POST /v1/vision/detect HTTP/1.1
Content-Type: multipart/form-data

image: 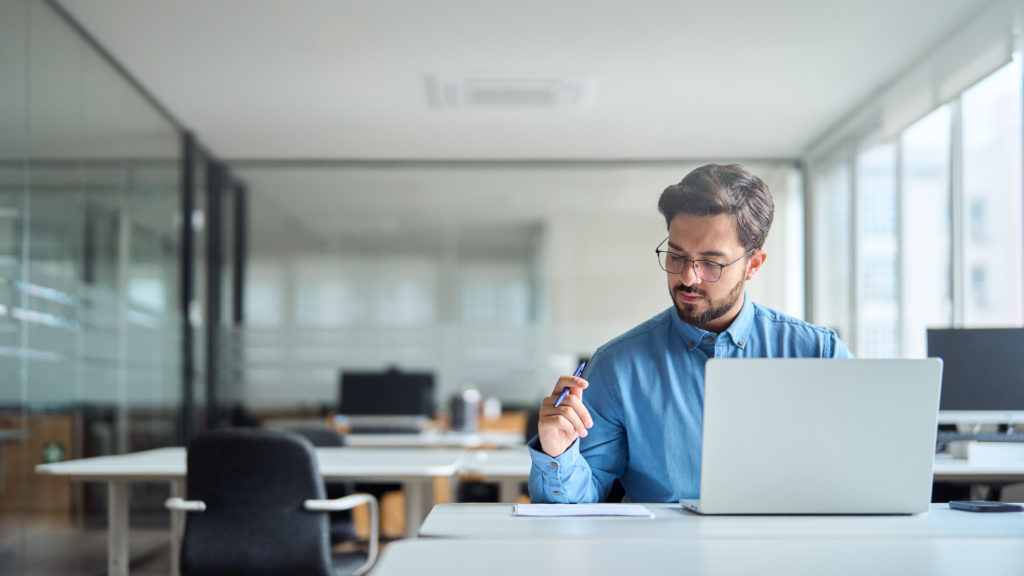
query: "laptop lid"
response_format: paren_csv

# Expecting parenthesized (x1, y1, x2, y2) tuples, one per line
(694, 358, 942, 515)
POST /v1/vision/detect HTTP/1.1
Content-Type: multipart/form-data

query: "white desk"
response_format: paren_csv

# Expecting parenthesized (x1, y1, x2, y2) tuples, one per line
(346, 430, 524, 449)
(373, 537, 1024, 576)
(457, 447, 531, 502)
(419, 502, 1024, 539)
(933, 454, 1024, 483)
(449, 449, 1024, 507)
(36, 447, 465, 576)
(449, 451, 1024, 500)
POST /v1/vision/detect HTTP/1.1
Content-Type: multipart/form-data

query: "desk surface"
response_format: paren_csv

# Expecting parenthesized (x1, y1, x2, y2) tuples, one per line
(38, 446, 1024, 485)
(933, 453, 1024, 482)
(374, 537, 1024, 576)
(419, 502, 1024, 539)
(35, 446, 467, 481)
(456, 449, 1024, 483)
(346, 430, 524, 449)
(458, 447, 531, 477)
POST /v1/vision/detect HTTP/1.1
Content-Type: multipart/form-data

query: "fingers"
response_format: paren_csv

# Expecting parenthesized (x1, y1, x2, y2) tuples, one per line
(549, 374, 588, 396)
(540, 406, 589, 439)
(541, 393, 593, 438)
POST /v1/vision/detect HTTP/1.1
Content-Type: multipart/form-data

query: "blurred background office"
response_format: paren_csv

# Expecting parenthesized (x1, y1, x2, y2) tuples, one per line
(1, 0, 1022, 574)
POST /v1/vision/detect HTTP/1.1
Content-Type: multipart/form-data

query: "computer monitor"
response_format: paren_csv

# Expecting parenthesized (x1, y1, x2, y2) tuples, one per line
(339, 369, 435, 418)
(927, 327, 1024, 425)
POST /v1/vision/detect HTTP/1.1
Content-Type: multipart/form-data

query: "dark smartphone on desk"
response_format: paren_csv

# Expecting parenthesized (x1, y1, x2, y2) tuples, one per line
(949, 500, 1024, 513)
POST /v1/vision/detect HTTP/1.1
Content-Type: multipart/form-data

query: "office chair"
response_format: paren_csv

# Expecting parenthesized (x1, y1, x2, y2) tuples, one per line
(521, 408, 540, 499)
(288, 427, 359, 544)
(166, 428, 379, 576)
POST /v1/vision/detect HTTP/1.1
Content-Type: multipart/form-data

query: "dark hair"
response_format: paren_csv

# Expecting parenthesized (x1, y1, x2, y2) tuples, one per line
(657, 163, 774, 250)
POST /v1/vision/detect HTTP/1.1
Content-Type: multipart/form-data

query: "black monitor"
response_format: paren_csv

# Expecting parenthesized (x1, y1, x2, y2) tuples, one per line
(927, 327, 1024, 424)
(339, 369, 435, 417)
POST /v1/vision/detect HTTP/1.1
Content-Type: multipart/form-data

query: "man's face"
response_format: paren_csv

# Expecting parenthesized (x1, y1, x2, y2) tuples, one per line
(665, 213, 764, 332)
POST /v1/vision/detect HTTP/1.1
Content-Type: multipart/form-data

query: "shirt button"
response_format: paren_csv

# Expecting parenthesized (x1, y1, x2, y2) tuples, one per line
(706, 337, 713, 344)
(738, 340, 745, 346)
(688, 342, 695, 349)
(553, 491, 560, 495)
(550, 462, 558, 468)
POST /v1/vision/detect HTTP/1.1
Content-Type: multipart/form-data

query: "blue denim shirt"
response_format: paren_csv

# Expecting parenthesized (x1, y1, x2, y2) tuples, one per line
(528, 295, 853, 503)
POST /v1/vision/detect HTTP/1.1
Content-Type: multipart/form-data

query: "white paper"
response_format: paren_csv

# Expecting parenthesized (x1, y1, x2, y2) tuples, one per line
(513, 503, 654, 518)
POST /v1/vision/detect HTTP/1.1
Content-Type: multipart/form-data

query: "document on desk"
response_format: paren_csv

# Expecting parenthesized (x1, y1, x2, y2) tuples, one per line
(513, 503, 654, 518)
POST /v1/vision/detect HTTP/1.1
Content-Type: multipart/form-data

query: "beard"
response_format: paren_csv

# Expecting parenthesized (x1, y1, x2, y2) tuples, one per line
(671, 275, 746, 330)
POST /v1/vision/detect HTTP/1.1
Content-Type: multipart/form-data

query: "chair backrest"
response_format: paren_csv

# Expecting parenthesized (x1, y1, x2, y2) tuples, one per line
(288, 426, 357, 542)
(524, 408, 540, 443)
(289, 426, 346, 448)
(181, 428, 333, 576)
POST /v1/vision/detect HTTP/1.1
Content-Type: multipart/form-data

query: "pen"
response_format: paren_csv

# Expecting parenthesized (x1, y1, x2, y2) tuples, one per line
(554, 360, 588, 408)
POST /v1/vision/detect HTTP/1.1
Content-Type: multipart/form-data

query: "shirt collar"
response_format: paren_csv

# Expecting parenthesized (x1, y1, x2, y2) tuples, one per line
(671, 292, 753, 351)
(725, 294, 754, 347)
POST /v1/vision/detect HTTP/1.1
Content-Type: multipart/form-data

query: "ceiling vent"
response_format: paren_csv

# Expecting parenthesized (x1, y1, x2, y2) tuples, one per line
(427, 74, 595, 109)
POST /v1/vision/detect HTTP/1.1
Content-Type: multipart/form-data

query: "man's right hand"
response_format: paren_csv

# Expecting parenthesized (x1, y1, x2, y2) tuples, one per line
(537, 374, 594, 458)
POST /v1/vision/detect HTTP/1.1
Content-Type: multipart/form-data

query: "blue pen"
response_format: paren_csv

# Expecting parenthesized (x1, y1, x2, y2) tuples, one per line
(554, 360, 588, 407)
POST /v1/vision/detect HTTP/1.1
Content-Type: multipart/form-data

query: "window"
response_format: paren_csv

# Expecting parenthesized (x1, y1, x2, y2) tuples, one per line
(968, 199, 987, 241)
(811, 160, 852, 344)
(810, 58, 1024, 358)
(856, 140, 898, 357)
(960, 58, 1023, 326)
(970, 265, 988, 307)
(899, 105, 952, 357)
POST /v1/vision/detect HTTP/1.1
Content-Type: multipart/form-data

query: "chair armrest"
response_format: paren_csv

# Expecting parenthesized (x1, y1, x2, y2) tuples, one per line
(303, 493, 374, 512)
(304, 493, 379, 576)
(165, 497, 206, 512)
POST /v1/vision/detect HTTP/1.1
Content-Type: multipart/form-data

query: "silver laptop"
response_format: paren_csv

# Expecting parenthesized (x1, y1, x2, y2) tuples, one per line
(680, 358, 942, 515)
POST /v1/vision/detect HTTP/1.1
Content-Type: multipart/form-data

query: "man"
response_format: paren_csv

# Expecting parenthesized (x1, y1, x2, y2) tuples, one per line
(528, 163, 852, 503)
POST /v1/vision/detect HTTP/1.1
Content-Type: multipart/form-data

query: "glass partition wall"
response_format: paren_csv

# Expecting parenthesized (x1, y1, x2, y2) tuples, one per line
(0, 2, 243, 573)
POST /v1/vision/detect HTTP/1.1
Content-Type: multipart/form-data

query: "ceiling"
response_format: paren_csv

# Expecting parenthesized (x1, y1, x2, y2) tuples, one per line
(58, 0, 993, 161)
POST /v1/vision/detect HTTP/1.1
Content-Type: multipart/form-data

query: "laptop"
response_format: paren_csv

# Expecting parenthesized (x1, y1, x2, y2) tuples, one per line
(679, 358, 942, 515)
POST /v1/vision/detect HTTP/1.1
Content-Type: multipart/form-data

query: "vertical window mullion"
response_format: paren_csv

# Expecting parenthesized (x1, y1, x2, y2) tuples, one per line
(950, 98, 964, 328)
(848, 148, 859, 355)
(893, 145, 903, 357)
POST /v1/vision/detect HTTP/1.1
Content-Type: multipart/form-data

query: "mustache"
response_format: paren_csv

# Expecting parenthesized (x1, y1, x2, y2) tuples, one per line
(674, 286, 705, 297)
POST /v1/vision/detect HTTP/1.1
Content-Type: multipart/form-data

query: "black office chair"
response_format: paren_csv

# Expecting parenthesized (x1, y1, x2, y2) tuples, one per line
(288, 427, 359, 544)
(166, 428, 379, 576)
(520, 408, 541, 499)
(286, 426, 403, 538)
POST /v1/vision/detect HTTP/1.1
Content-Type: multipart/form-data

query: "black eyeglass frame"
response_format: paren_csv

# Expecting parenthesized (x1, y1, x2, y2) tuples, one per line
(654, 237, 756, 282)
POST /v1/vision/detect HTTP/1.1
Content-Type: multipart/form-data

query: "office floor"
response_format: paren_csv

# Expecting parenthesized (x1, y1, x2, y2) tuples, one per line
(0, 481, 444, 575)
(0, 519, 395, 576)
(0, 519, 170, 576)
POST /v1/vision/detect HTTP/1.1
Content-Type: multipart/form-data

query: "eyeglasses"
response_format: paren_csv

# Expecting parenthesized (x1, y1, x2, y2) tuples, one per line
(655, 238, 754, 282)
